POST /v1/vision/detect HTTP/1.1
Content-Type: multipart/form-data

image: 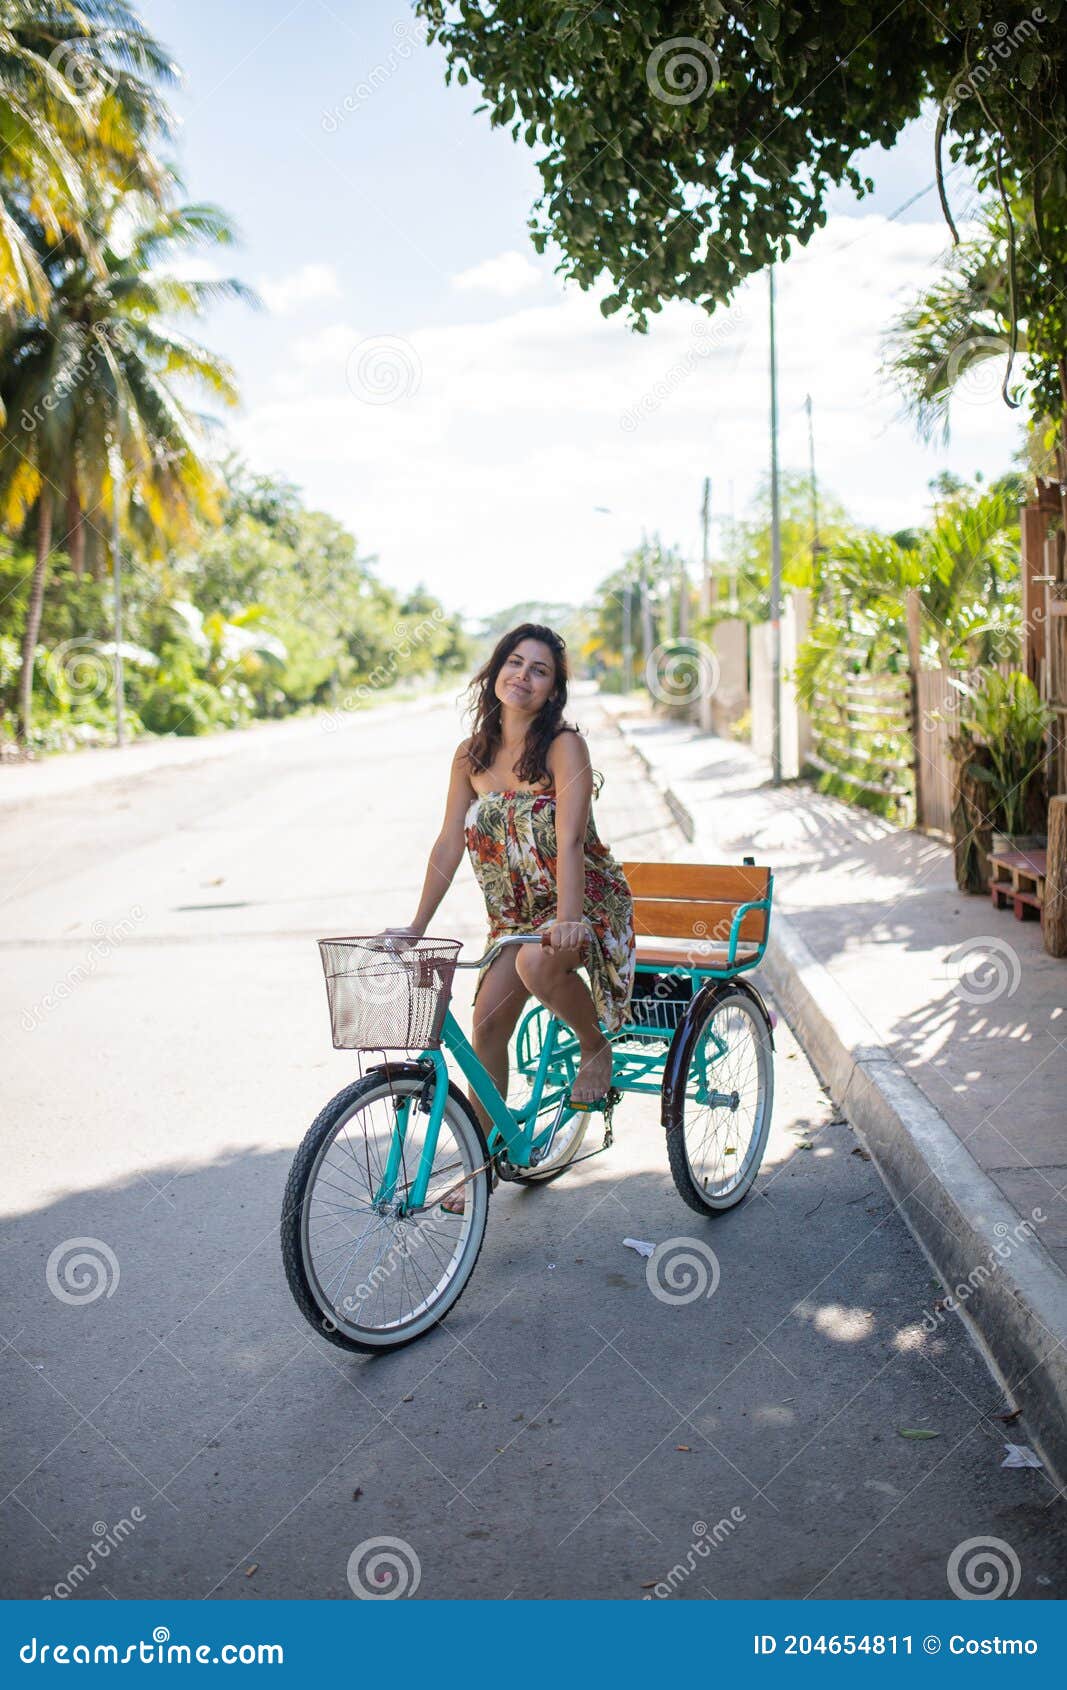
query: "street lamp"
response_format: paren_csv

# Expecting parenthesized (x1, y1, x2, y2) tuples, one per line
(594, 505, 636, 694)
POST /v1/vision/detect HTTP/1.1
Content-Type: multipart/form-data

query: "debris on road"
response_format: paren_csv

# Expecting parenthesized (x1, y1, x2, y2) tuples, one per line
(1001, 1443, 1042, 1468)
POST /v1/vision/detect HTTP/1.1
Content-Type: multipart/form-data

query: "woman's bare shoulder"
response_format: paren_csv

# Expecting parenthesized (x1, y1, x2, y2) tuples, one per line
(547, 723, 590, 775)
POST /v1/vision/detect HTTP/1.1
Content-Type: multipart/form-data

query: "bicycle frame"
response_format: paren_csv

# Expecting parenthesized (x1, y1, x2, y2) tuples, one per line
(368, 881, 775, 1217)
(370, 937, 582, 1215)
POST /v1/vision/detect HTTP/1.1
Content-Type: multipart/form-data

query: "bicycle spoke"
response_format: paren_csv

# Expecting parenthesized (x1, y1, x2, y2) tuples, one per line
(300, 1080, 481, 1336)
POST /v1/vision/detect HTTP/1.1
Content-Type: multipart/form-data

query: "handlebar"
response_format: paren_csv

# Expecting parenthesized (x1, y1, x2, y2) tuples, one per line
(453, 933, 552, 971)
(369, 928, 592, 971)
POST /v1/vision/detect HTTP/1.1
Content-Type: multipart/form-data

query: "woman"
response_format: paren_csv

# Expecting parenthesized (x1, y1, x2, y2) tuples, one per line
(382, 623, 636, 1210)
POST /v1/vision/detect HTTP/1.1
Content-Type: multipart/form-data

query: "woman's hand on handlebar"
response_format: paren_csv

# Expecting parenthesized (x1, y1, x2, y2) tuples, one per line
(542, 919, 588, 952)
(375, 924, 425, 946)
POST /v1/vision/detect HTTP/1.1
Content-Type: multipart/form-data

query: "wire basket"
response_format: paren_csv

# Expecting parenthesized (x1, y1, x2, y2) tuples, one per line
(318, 936, 462, 1050)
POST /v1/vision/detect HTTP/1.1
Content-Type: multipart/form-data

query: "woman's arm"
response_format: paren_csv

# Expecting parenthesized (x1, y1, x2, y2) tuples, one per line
(405, 741, 477, 935)
(546, 730, 593, 944)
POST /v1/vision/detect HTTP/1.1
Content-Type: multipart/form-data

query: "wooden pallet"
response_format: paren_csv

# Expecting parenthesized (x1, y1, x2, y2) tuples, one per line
(989, 848, 1047, 923)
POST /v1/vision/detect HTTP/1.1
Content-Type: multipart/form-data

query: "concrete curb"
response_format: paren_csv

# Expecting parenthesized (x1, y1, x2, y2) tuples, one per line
(606, 706, 1067, 1487)
(763, 913, 1067, 1488)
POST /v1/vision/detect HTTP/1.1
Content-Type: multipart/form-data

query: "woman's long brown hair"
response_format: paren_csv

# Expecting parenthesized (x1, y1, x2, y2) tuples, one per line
(461, 623, 604, 796)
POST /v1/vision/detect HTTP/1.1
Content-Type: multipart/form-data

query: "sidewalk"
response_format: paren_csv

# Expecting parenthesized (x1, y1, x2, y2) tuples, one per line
(598, 694, 1067, 1483)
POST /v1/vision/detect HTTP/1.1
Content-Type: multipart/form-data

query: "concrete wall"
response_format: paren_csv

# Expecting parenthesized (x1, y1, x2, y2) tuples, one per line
(751, 591, 811, 778)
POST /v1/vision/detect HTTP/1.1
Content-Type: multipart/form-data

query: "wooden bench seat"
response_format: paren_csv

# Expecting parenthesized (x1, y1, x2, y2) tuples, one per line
(634, 940, 761, 970)
(622, 860, 772, 973)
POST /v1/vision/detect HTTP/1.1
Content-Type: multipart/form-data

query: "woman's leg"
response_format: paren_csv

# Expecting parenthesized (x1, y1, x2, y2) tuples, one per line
(439, 947, 530, 1215)
(468, 944, 530, 1137)
(514, 943, 612, 1102)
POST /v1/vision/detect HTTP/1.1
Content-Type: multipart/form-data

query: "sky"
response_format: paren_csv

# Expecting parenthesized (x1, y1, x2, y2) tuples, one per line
(138, 0, 1022, 621)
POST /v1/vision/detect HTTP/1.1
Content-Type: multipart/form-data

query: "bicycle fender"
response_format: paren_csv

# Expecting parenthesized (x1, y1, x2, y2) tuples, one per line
(660, 975, 776, 1134)
(361, 1057, 492, 1161)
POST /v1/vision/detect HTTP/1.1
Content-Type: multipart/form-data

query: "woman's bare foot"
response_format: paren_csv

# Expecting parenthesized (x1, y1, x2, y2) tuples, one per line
(437, 1180, 466, 1217)
(570, 1037, 613, 1103)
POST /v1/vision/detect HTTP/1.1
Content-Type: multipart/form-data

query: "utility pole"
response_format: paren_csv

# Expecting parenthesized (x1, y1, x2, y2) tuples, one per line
(110, 435, 126, 749)
(639, 541, 655, 664)
(622, 572, 634, 694)
(805, 392, 820, 566)
(699, 477, 713, 732)
(769, 263, 782, 787)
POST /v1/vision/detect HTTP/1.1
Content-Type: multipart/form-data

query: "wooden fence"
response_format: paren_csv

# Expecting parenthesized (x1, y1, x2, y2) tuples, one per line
(806, 664, 914, 819)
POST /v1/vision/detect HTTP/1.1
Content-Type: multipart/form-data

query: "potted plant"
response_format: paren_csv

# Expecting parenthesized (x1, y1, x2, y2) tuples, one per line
(957, 670, 1051, 858)
(946, 727, 996, 893)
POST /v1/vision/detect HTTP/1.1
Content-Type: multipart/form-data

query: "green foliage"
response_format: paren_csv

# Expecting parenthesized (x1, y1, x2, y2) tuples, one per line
(792, 479, 1025, 825)
(418, 1, 1067, 424)
(0, 462, 472, 749)
(589, 534, 685, 678)
(955, 668, 1051, 835)
(138, 646, 234, 736)
(795, 485, 1022, 717)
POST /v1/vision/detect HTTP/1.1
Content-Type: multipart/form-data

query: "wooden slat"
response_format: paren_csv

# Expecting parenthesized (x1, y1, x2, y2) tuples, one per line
(636, 940, 758, 969)
(622, 861, 769, 902)
(631, 897, 768, 944)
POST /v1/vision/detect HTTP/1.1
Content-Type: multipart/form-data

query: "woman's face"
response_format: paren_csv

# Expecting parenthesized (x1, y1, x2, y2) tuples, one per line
(494, 639, 558, 716)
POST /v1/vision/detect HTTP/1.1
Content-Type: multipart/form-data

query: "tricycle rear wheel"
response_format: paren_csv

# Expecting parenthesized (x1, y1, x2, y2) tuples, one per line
(663, 985, 774, 1214)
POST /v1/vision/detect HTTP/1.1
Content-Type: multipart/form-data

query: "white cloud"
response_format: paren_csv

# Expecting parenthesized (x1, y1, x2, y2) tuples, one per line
(450, 250, 543, 297)
(235, 214, 1025, 614)
(259, 263, 343, 315)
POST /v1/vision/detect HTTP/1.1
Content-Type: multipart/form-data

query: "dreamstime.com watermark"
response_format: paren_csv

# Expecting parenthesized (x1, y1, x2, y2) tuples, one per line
(346, 1535, 422, 1598)
(47, 41, 118, 98)
(345, 333, 422, 404)
(321, 17, 428, 131)
(42, 1511, 146, 1599)
(946, 1535, 1022, 1600)
(646, 1237, 721, 1305)
(322, 607, 448, 730)
(643, 1509, 747, 1597)
(620, 308, 747, 432)
(46, 1237, 121, 1305)
(20, 321, 137, 434)
(942, 935, 1022, 1005)
(19, 1628, 284, 1665)
(645, 637, 721, 705)
(919, 1210, 1046, 1336)
(947, 10, 1047, 111)
(320, 1204, 467, 1335)
(645, 37, 721, 106)
(21, 908, 146, 1031)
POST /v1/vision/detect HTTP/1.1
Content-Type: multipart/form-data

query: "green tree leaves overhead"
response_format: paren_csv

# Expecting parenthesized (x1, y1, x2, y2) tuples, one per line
(417, 2, 1067, 418)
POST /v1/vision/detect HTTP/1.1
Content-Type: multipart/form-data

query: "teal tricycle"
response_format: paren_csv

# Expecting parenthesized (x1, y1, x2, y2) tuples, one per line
(281, 859, 775, 1352)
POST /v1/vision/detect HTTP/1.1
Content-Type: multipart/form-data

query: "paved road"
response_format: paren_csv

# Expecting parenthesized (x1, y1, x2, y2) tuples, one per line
(3, 691, 1065, 1600)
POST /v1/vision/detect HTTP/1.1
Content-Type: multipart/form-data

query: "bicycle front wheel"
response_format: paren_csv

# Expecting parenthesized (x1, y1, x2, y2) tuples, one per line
(281, 1070, 490, 1351)
(663, 986, 774, 1214)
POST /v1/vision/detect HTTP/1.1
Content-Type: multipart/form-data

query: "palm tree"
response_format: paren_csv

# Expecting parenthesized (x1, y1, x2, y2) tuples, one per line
(881, 205, 1036, 447)
(0, 181, 257, 739)
(0, 1, 176, 314)
(796, 487, 1022, 704)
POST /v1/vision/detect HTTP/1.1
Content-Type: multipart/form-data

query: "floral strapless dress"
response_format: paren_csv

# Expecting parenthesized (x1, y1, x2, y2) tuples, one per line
(464, 788, 636, 1035)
